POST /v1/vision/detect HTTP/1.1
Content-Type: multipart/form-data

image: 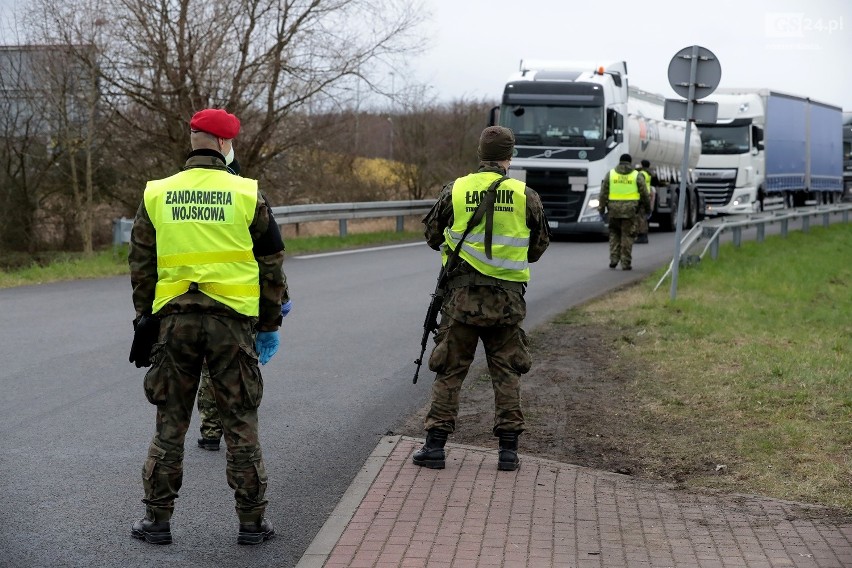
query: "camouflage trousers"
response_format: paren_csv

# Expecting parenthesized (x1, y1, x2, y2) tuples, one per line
(141, 312, 267, 524)
(636, 207, 649, 235)
(197, 363, 223, 440)
(608, 216, 637, 268)
(425, 316, 532, 436)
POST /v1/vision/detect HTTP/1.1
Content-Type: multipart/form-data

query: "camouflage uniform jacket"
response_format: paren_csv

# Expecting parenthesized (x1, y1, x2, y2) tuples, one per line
(422, 165, 550, 327)
(129, 150, 289, 332)
(598, 161, 650, 219)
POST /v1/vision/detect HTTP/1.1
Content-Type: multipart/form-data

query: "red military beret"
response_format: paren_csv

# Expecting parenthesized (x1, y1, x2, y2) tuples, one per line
(189, 108, 240, 139)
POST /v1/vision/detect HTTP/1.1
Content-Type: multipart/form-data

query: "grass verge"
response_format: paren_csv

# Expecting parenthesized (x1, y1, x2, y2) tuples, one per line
(579, 222, 851, 510)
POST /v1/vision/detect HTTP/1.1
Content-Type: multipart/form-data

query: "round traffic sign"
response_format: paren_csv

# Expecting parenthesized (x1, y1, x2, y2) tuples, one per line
(667, 45, 721, 100)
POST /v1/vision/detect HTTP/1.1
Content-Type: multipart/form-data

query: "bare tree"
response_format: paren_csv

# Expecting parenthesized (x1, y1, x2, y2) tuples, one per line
(14, 0, 112, 253)
(6, 0, 463, 255)
(391, 88, 494, 199)
(63, 0, 424, 187)
(0, 46, 67, 252)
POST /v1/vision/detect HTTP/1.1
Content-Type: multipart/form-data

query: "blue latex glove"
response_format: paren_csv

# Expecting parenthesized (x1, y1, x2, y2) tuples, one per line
(255, 331, 279, 365)
(280, 299, 293, 318)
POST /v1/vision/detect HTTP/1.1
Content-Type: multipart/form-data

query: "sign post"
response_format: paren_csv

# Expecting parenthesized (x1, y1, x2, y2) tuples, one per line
(665, 45, 721, 300)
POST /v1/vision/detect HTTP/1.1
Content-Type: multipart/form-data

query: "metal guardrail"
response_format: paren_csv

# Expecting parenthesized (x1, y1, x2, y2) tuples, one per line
(654, 202, 852, 291)
(112, 199, 435, 246)
(270, 199, 433, 237)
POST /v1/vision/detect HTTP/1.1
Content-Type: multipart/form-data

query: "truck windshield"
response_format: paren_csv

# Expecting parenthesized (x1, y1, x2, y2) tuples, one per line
(698, 125, 750, 155)
(500, 105, 604, 147)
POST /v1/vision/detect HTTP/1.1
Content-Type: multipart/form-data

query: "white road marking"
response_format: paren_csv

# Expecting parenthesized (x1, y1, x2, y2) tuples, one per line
(293, 241, 427, 259)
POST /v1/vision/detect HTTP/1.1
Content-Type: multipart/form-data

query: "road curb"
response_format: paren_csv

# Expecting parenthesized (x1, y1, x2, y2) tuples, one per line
(294, 434, 403, 567)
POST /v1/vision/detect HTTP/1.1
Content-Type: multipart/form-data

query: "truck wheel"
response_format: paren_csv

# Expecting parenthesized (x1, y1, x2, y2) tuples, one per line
(686, 191, 697, 228)
(660, 194, 677, 231)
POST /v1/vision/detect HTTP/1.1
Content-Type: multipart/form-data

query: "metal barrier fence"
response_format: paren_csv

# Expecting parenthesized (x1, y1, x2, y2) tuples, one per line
(112, 199, 435, 246)
(654, 202, 852, 291)
(270, 200, 433, 237)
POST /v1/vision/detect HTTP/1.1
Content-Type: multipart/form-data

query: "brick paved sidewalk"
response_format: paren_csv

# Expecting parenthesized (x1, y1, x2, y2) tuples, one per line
(296, 436, 852, 568)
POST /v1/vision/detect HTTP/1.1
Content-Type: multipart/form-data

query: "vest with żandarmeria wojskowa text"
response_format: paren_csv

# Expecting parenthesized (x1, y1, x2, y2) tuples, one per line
(144, 168, 260, 316)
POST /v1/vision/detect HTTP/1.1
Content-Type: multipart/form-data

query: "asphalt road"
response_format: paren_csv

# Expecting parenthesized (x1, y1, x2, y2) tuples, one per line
(0, 233, 700, 568)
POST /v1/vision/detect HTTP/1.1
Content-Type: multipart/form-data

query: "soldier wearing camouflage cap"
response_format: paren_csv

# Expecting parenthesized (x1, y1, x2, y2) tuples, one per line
(414, 126, 550, 471)
(128, 107, 289, 545)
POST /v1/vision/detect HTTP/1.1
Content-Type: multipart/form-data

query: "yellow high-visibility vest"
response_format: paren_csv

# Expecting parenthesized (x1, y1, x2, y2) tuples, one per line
(144, 168, 260, 316)
(608, 169, 640, 201)
(640, 169, 651, 188)
(442, 172, 531, 282)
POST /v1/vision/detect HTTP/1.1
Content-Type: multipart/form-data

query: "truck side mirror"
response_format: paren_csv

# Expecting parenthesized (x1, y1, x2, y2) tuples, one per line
(489, 106, 500, 127)
(612, 110, 624, 143)
(606, 109, 624, 142)
(752, 125, 764, 151)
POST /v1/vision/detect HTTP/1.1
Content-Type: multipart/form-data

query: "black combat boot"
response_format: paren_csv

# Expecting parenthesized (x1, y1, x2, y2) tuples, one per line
(636, 233, 649, 244)
(238, 517, 275, 545)
(197, 437, 220, 451)
(131, 516, 172, 545)
(497, 431, 520, 471)
(412, 430, 448, 469)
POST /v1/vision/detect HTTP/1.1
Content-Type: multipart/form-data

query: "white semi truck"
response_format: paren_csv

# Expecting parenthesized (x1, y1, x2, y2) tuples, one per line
(695, 89, 844, 214)
(491, 60, 702, 236)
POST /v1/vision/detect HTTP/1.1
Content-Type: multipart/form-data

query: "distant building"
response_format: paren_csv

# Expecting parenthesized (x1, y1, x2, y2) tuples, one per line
(0, 44, 98, 141)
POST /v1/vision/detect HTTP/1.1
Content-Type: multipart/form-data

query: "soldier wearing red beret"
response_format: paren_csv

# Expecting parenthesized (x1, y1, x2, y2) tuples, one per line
(128, 108, 289, 546)
(188, 108, 241, 167)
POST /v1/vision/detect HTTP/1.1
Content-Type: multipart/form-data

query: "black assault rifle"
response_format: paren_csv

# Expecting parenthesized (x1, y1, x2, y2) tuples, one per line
(413, 175, 507, 384)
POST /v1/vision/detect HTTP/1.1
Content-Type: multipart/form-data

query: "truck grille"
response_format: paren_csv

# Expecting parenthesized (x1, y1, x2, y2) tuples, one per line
(525, 168, 587, 222)
(696, 180, 735, 206)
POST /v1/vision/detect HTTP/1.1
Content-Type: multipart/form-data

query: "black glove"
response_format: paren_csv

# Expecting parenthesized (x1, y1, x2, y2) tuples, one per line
(599, 209, 608, 223)
(129, 315, 161, 368)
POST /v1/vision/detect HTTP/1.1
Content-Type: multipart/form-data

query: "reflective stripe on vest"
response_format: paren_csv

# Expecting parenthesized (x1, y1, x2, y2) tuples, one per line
(609, 169, 640, 201)
(442, 172, 531, 283)
(144, 168, 260, 316)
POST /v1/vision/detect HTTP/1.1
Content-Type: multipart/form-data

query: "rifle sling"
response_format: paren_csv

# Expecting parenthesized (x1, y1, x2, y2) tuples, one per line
(446, 174, 507, 269)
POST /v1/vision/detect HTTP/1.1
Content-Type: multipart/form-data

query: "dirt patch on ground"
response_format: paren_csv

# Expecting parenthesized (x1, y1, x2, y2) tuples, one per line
(399, 321, 650, 477)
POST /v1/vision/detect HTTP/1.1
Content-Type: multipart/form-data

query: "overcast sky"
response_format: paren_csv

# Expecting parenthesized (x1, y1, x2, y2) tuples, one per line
(2, 0, 849, 111)
(405, 0, 852, 110)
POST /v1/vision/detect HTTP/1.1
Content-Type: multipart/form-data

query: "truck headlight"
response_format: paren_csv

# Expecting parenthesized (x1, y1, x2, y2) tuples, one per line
(588, 198, 600, 208)
(731, 193, 751, 206)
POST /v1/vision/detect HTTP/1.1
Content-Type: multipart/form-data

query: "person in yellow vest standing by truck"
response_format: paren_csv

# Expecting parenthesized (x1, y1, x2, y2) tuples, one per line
(414, 126, 550, 472)
(598, 153, 650, 270)
(127, 108, 289, 546)
(634, 159, 654, 244)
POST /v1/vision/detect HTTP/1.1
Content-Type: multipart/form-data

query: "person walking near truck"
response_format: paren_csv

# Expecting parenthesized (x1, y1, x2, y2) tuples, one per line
(634, 159, 654, 244)
(413, 126, 550, 472)
(598, 153, 649, 270)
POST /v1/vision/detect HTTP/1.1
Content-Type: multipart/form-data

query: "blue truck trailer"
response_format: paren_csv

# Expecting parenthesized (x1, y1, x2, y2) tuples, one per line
(695, 90, 843, 213)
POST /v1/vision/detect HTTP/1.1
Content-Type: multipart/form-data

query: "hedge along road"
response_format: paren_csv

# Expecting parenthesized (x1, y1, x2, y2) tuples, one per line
(0, 225, 796, 568)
